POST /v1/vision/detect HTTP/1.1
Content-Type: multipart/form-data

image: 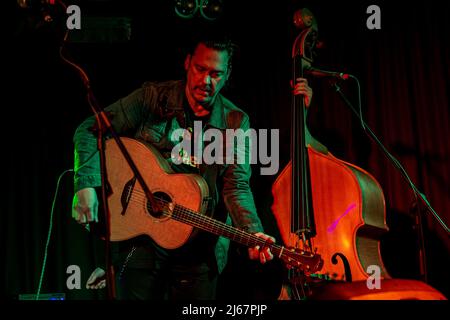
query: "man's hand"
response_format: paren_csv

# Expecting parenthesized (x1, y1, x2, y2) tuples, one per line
(248, 232, 276, 264)
(292, 77, 313, 107)
(72, 187, 99, 226)
(86, 267, 106, 290)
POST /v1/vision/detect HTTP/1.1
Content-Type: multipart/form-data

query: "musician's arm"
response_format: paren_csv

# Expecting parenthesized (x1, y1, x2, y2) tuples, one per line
(221, 114, 275, 263)
(73, 87, 150, 192)
(221, 114, 264, 234)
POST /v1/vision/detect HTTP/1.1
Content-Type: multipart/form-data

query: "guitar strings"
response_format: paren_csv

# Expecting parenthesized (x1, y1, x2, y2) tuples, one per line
(127, 192, 315, 271)
(126, 191, 268, 248)
(119, 189, 316, 269)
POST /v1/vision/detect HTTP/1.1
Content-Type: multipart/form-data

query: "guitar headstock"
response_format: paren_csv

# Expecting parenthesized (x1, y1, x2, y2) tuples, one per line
(281, 247, 324, 275)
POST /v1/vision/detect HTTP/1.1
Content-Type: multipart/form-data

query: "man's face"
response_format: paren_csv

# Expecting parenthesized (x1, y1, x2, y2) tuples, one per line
(185, 43, 230, 109)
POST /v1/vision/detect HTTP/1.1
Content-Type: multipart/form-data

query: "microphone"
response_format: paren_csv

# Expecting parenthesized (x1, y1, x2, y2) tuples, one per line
(304, 66, 350, 80)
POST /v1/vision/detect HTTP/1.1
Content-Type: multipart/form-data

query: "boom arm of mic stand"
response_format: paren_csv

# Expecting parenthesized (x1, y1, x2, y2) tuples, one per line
(330, 80, 449, 234)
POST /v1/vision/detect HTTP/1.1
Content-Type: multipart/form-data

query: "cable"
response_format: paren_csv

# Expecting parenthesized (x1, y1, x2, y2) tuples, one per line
(35, 168, 73, 300)
(349, 76, 431, 202)
(349, 74, 366, 132)
(333, 76, 449, 233)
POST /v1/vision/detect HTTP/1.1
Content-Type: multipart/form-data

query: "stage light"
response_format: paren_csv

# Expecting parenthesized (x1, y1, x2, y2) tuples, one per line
(174, 0, 224, 21)
(199, 0, 223, 21)
(17, 0, 55, 10)
(174, 0, 199, 19)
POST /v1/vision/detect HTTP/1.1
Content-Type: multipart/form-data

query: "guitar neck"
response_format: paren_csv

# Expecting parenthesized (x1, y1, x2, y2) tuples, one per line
(173, 204, 284, 257)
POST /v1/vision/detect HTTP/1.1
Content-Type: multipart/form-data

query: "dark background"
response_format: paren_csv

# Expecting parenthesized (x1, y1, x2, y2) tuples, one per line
(4, 0, 449, 300)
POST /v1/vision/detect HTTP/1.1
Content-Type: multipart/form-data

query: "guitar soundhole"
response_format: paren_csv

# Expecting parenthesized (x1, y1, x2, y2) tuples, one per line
(146, 192, 173, 219)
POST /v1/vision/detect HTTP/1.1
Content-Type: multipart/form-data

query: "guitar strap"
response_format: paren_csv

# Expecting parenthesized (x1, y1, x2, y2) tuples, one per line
(155, 91, 219, 218)
(199, 164, 218, 217)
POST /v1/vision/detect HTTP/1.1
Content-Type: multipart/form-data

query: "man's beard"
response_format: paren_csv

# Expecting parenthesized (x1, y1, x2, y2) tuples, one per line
(196, 87, 214, 111)
(200, 100, 214, 111)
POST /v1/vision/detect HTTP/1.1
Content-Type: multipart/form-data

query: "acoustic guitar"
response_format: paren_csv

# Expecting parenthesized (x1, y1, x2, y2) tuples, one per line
(104, 137, 323, 274)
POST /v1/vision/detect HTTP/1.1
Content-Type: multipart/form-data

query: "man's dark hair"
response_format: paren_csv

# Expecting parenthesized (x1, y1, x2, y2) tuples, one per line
(188, 32, 237, 68)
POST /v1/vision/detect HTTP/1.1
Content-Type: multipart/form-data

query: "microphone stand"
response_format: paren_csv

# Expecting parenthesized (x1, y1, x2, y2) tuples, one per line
(24, 0, 160, 300)
(81, 78, 160, 300)
(60, 46, 160, 302)
(329, 78, 449, 283)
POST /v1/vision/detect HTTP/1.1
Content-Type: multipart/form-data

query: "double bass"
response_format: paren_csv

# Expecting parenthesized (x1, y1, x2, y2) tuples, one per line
(272, 8, 390, 299)
(272, 8, 447, 300)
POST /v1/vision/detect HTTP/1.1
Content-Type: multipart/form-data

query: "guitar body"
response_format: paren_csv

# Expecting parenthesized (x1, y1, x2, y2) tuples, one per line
(105, 137, 209, 249)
